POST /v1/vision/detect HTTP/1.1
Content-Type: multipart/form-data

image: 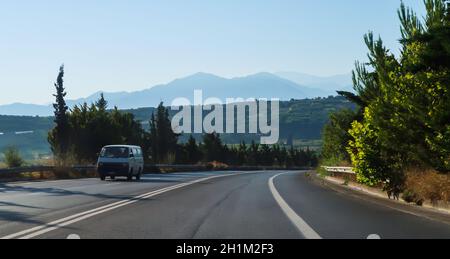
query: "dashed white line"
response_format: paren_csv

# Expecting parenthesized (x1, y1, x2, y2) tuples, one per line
(269, 173, 322, 239)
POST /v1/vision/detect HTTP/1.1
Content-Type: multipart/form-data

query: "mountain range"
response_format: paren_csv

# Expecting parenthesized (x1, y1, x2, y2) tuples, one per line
(0, 72, 353, 116)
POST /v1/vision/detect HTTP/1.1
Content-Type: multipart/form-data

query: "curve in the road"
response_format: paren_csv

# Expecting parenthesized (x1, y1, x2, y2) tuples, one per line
(269, 172, 322, 239)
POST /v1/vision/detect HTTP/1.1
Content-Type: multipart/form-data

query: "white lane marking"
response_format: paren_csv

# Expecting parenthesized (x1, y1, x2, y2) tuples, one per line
(269, 173, 322, 239)
(158, 174, 212, 178)
(367, 234, 381, 239)
(2, 172, 253, 239)
(67, 234, 81, 239)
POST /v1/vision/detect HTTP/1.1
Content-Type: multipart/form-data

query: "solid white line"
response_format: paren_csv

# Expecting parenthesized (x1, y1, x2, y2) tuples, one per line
(2, 172, 252, 239)
(269, 173, 322, 239)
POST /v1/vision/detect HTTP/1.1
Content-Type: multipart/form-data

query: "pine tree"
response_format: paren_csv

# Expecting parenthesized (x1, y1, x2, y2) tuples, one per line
(95, 93, 108, 111)
(248, 141, 260, 166)
(202, 132, 224, 162)
(185, 135, 202, 164)
(321, 109, 356, 164)
(260, 144, 273, 166)
(237, 141, 248, 165)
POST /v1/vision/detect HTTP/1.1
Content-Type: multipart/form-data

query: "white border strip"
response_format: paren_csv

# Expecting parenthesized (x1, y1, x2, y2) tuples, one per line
(269, 173, 322, 239)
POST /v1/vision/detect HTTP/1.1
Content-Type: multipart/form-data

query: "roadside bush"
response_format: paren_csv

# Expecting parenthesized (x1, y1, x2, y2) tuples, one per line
(320, 156, 352, 167)
(404, 169, 450, 205)
(3, 147, 25, 168)
(402, 190, 424, 206)
(321, 109, 357, 164)
(0, 154, 5, 168)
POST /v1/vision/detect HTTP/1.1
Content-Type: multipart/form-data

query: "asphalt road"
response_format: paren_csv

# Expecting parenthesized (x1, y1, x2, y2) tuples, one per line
(0, 171, 449, 239)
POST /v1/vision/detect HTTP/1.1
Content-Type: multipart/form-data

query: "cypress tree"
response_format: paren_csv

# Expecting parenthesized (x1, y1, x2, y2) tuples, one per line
(48, 65, 70, 163)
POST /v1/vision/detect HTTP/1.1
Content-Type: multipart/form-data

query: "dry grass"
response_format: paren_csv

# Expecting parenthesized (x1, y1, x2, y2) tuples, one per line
(404, 168, 450, 205)
(27, 158, 55, 166)
(207, 161, 229, 169)
(0, 158, 54, 169)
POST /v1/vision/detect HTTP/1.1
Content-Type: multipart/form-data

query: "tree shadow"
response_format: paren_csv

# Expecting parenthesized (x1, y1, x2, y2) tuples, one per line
(0, 201, 45, 209)
(110, 178, 184, 184)
(0, 174, 196, 226)
(0, 183, 133, 201)
(0, 210, 44, 225)
(0, 174, 191, 201)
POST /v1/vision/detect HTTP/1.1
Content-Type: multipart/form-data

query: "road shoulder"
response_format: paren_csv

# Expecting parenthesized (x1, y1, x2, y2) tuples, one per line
(311, 172, 450, 226)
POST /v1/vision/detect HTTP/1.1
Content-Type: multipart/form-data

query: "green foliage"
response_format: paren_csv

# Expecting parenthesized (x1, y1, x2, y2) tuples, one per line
(95, 93, 108, 111)
(180, 135, 202, 164)
(175, 133, 318, 167)
(321, 109, 357, 164)
(147, 103, 179, 163)
(201, 132, 226, 163)
(332, 0, 450, 195)
(48, 92, 146, 164)
(76, 105, 321, 167)
(3, 146, 24, 168)
(66, 103, 146, 163)
(347, 109, 392, 186)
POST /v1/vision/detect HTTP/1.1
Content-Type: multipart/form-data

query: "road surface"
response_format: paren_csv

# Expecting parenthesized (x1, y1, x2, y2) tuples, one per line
(0, 171, 449, 239)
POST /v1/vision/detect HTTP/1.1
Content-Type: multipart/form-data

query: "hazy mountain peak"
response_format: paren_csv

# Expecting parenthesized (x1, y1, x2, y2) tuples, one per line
(177, 72, 225, 81)
(0, 71, 350, 116)
(239, 72, 282, 80)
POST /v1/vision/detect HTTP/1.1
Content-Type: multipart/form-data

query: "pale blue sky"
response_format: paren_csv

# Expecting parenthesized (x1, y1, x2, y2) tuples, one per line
(0, 0, 424, 105)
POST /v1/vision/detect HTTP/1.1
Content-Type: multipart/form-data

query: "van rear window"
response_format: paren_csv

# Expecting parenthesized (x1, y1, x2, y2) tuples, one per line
(100, 147, 129, 158)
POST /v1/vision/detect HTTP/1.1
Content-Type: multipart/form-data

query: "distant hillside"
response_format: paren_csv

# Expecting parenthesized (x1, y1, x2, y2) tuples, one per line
(0, 115, 54, 159)
(125, 96, 356, 144)
(0, 72, 338, 116)
(0, 96, 355, 159)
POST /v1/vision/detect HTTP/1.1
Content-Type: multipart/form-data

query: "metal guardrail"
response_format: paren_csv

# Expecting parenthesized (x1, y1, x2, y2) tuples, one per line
(0, 165, 96, 175)
(0, 166, 55, 174)
(322, 166, 355, 174)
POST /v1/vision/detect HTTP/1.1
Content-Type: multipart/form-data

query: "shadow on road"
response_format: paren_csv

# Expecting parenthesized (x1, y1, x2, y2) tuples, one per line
(0, 210, 44, 225)
(0, 174, 202, 226)
(0, 201, 45, 209)
(109, 178, 183, 184)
